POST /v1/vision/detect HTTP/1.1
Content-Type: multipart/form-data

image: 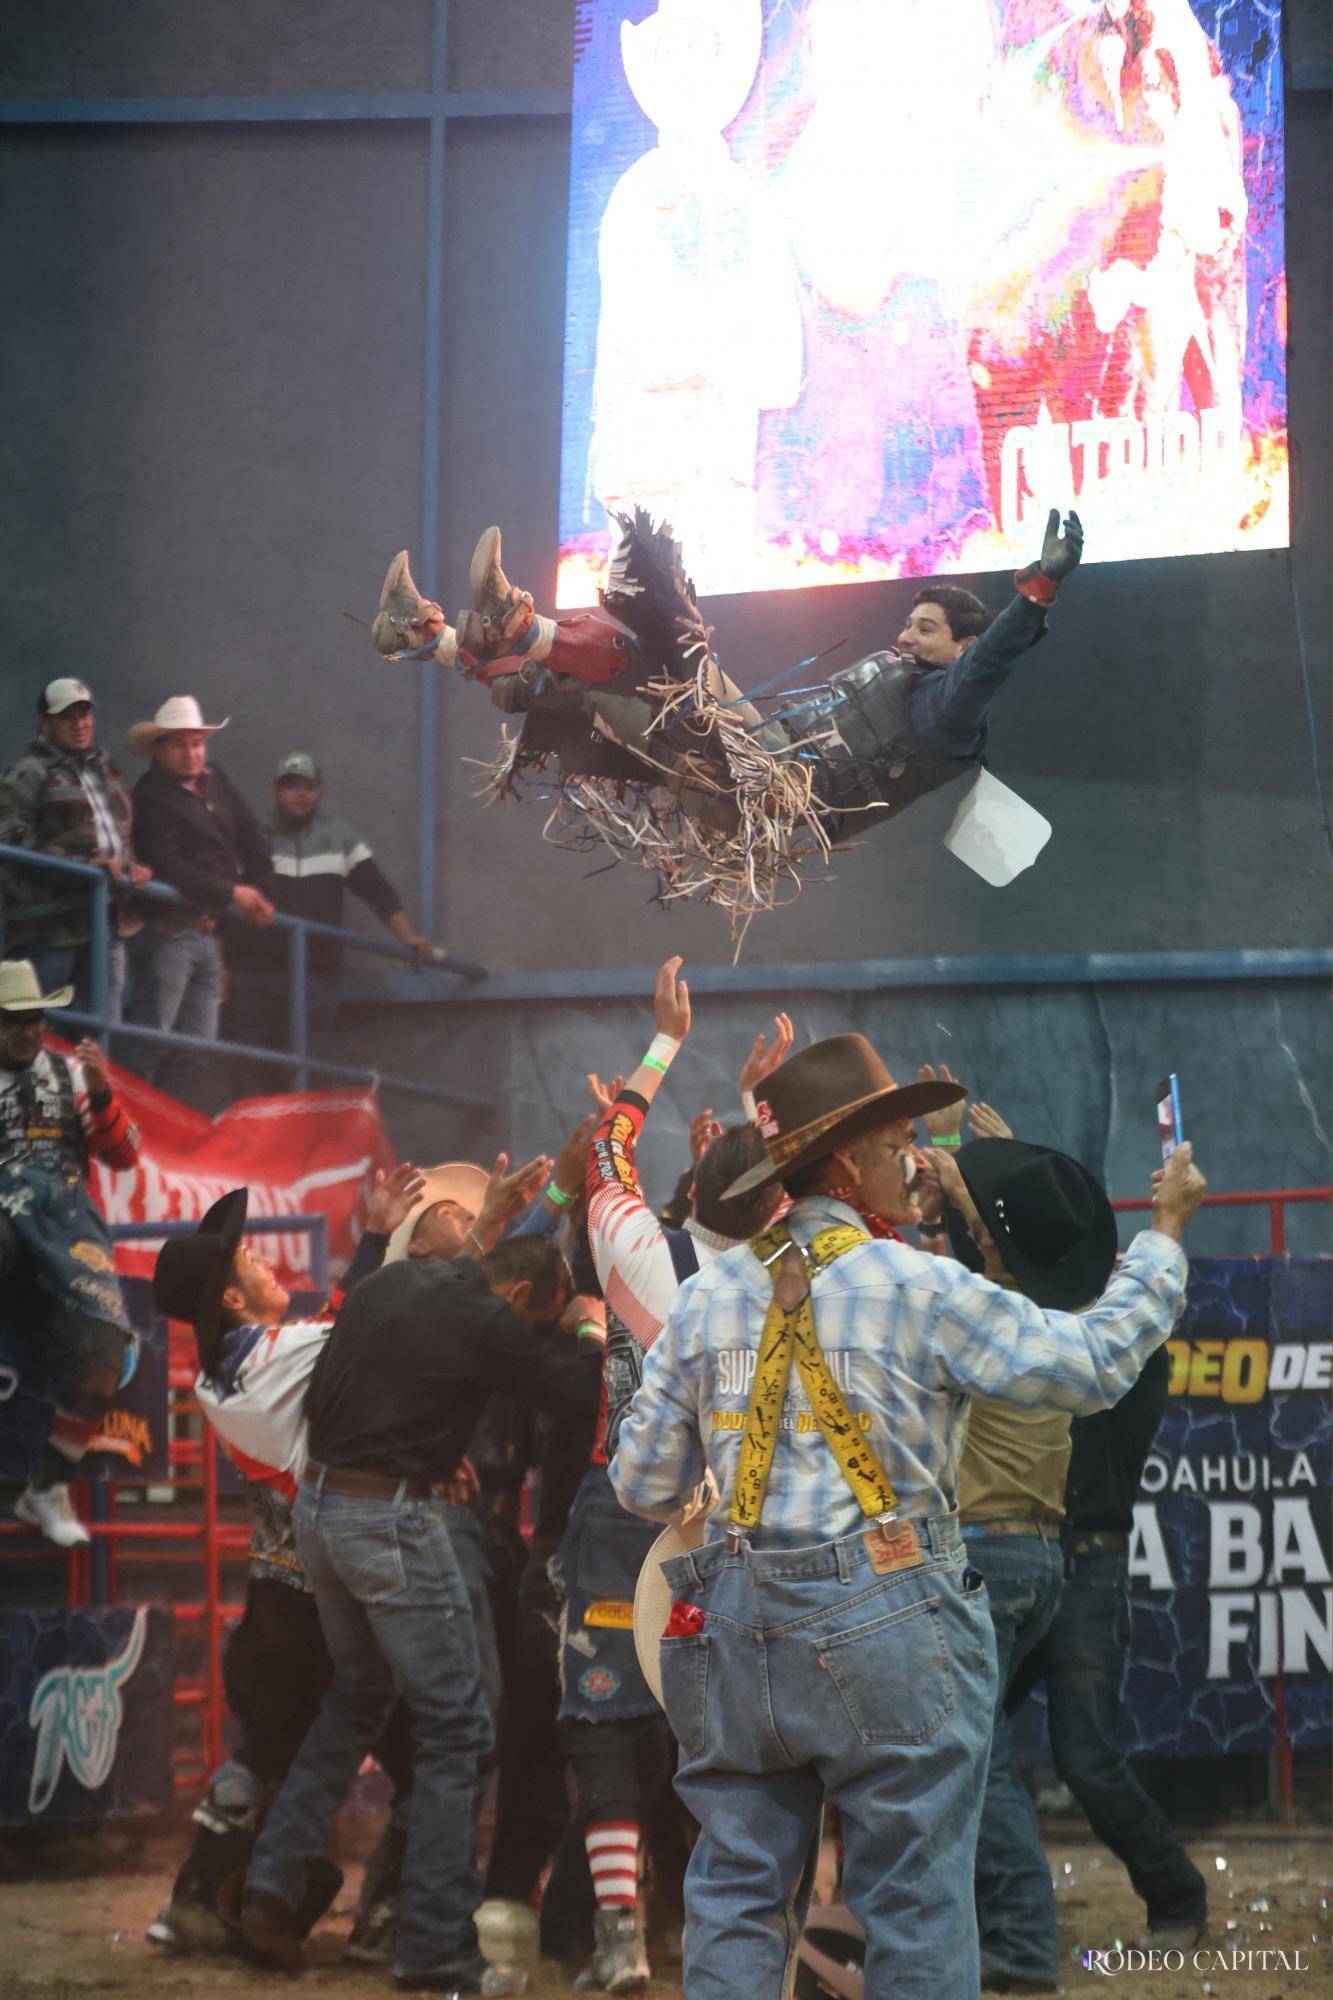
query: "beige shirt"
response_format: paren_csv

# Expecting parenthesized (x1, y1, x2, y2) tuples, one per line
(957, 1395, 1072, 1524)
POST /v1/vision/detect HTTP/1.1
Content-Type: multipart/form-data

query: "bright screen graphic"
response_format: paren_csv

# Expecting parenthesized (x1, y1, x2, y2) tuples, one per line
(558, 0, 1288, 604)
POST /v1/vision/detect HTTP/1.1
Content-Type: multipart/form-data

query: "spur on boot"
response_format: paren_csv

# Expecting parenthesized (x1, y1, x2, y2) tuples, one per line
(372, 550, 455, 663)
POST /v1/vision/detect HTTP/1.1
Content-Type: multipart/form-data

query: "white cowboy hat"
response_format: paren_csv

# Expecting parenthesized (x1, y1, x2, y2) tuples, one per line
(384, 1161, 491, 1264)
(632, 1511, 708, 1708)
(127, 695, 230, 759)
(0, 959, 74, 1013)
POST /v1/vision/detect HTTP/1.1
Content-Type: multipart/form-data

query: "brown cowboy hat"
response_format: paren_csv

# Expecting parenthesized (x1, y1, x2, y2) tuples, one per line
(722, 1034, 965, 1201)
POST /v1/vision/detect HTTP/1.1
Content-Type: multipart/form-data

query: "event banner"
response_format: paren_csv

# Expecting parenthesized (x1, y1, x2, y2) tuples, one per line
(1125, 1256, 1331, 1755)
(0, 1606, 174, 1826)
(559, 0, 1288, 602)
(1016, 1256, 1331, 1763)
(71, 1048, 397, 1290)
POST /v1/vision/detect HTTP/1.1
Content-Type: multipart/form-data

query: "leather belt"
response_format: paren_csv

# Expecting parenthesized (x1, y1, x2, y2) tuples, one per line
(1064, 1530, 1128, 1555)
(961, 1520, 1054, 1538)
(303, 1460, 432, 1501)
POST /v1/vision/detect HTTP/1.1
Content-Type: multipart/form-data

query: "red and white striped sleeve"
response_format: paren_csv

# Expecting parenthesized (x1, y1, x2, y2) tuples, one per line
(584, 1088, 680, 1355)
(75, 1074, 140, 1172)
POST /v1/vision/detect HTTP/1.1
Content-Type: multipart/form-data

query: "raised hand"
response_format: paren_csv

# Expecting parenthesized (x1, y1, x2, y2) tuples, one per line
(1038, 507, 1083, 582)
(74, 1039, 110, 1096)
(474, 1149, 553, 1251)
(551, 1112, 599, 1204)
(916, 1062, 965, 1140)
(1150, 1140, 1206, 1241)
(690, 1108, 723, 1163)
(740, 1011, 794, 1096)
(968, 1101, 1013, 1141)
(654, 954, 691, 1040)
(587, 1072, 626, 1112)
(365, 1161, 428, 1236)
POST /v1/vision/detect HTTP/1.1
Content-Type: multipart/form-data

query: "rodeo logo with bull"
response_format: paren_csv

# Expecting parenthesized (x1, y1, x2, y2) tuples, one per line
(27, 1609, 147, 1814)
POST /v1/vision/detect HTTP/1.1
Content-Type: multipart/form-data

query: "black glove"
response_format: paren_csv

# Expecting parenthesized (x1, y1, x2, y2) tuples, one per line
(1038, 507, 1083, 582)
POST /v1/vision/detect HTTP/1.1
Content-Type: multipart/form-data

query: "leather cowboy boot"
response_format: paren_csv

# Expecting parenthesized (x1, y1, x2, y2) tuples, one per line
(372, 551, 458, 665)
(469, 526, 538, 651)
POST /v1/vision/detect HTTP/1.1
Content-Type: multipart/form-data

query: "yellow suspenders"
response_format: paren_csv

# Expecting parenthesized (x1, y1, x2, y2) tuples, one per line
(727, 1221, 901, 1544)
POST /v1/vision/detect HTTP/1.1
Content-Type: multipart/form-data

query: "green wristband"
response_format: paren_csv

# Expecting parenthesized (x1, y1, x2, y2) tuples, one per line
(642, 1055, 668, 1074)
(545, 1180, 576, 1209)
(931, 1134, 961, 1148)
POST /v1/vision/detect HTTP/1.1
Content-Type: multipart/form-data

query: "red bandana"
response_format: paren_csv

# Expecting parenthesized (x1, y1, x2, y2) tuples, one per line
(841, 1200, 906, 1244)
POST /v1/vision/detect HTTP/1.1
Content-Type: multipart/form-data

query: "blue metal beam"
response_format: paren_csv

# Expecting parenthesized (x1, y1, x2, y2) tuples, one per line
(0, 90, 569, 126)
(340, 947, 1333, 1009)
(417, 0, 448, 938)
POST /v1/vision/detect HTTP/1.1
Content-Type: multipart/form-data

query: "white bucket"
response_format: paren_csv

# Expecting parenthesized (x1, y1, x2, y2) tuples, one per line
(943, 769, 1052, 886)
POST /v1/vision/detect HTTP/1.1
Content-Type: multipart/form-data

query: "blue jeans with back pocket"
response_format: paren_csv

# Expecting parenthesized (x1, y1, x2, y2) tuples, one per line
(245, 1483, 494, 1982)
(658, 1517, 997, 2000)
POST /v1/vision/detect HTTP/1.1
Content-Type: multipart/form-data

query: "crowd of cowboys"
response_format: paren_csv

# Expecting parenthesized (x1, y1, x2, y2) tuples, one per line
(2, 903, 1213, 1996)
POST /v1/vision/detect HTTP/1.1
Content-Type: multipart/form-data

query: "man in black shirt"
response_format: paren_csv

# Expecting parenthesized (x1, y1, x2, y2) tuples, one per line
(240, 1233, 604, 1994)
(1009, 1345, 1209, 1957)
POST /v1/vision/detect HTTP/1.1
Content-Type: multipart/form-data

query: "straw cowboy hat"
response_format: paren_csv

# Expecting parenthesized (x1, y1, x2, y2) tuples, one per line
(127, 695, 230, 759)
(384, 1161, 491, 1264)
(722, 1033, 966, 1202)
(0, 959, 75, 1013)
(632, 1512, 708, 1708)
(151, 1187, 249, 1378)
(943, 1137, 1118, 1312)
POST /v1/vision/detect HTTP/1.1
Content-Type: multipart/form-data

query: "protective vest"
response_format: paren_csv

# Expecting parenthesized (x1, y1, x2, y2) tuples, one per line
(791, 652, 978, 839)
(0, 1052, 85, 1180)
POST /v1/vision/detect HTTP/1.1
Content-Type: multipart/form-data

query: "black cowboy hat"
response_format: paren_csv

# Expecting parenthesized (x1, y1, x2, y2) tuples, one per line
(722, 1034, 965, 1201)
(151, 1188, 248, 1378)
(943, 1138, 1117, 1312)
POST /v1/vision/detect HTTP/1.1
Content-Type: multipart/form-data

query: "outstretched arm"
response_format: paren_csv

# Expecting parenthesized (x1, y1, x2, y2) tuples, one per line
(584, 955, 691, 1354)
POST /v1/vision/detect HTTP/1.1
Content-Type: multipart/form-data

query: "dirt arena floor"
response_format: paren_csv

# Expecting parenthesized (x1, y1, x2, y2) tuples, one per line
(0, 1821, 1327, 2000)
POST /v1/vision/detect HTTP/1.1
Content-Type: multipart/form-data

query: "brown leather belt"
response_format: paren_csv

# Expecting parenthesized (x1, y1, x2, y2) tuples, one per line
(961, 1520, 1055, 1538)
(303, 1460, 432, 1501)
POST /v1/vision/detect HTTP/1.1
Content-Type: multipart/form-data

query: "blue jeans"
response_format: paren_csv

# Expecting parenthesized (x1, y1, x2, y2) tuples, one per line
(659, 1518, 996, 2000)
(30, 936, 126, 1026)
(127, 928, 223, 1102)
(1043, 1545, 1207, 1931)
(246, 1482, 494, 1981)
(965, 1525, 1066, 1985)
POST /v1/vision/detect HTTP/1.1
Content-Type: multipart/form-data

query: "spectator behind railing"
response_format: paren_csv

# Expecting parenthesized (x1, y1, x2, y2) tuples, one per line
(0, 679, 151, 1022)
(125, 696, 275, 1109)
(225, 752, 440, 1088)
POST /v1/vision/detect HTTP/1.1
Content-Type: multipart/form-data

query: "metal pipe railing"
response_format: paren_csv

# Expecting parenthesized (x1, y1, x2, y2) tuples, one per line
(0, 840, 488, 1104)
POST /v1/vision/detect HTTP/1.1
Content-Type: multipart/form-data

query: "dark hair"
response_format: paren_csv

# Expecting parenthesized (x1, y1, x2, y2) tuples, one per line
(698, 1124, 783, 1240)
(780, 1155, 834, 1201)
(481, 1235, 572, 1319)
(911, 584, 992, 643)
(659, 1165, 695, 1230)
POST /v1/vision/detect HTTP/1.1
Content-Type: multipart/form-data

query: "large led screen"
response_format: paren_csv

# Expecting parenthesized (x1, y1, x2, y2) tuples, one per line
(558, 0, 1288, 604)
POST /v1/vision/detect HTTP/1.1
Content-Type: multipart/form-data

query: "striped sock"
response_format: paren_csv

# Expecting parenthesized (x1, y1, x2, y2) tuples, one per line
(585, 1820, 640, 1910)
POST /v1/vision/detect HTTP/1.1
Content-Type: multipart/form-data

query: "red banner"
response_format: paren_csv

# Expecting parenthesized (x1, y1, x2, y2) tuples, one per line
(58, 1045, 397, 1287)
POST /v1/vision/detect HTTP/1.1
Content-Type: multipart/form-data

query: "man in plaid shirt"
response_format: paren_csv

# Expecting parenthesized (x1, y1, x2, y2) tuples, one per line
(610, 1031, 1206, 2000)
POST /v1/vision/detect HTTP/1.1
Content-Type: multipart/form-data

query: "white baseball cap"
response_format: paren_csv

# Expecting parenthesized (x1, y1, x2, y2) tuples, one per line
(40, 678, 94, 716)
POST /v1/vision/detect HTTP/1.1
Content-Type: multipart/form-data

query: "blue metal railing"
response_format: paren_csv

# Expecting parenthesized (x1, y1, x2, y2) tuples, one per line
(0, 841, 488, 1106)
